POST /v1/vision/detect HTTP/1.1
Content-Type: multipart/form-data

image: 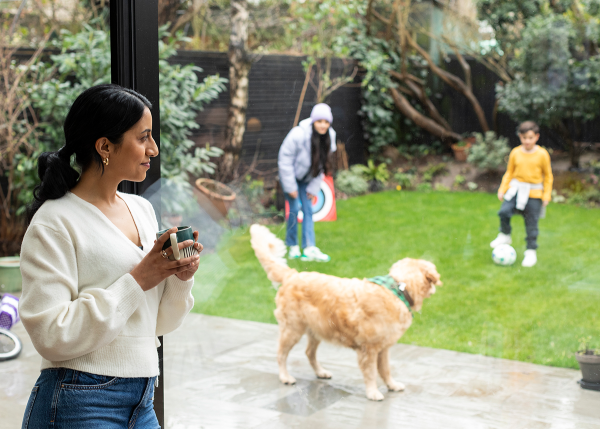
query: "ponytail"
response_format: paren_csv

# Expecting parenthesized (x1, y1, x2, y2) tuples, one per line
(26, 84, 152, 223)
(27, 150, 80, 223)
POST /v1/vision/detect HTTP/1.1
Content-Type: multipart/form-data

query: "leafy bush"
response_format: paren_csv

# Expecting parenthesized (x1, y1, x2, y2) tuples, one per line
(335, 169, 369, 196)
(342, 19, 426, 155)
(565, 187, 600, 207)
(552, 190, 566, 203)
(354, 160, 390, 184)
(24, 21, 227, 217)
(467, 182, 479, 191)
(416, 182, 433, 192)
(467, 131, 511, 170)
(434, 183, 450, 192)
(397, 141, 445, 160)
(394, 170, 416, 190)
(453, 174, 466, 188)
(422, 163, 448, 183)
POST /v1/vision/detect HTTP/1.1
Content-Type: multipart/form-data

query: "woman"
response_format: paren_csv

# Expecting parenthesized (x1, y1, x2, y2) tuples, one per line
(19, 84, 202, 428)
(278, 103, 336, 262)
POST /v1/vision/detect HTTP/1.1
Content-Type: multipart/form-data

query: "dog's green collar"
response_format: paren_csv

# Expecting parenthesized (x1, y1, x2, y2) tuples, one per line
(367, 275, 413, 317)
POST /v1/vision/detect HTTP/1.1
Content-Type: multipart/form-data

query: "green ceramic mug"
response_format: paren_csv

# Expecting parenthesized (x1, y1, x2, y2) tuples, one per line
(156, 226, 197, 261)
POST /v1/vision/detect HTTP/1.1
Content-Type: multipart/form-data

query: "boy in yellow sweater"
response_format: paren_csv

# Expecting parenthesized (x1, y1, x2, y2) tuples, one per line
(490, 121, 553, 267)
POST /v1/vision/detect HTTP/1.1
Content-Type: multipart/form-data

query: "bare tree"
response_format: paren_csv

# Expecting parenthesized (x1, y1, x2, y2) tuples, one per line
(222, 0, 253, 180)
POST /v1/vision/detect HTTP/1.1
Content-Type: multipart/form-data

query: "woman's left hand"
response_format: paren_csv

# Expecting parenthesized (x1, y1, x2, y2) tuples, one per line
(175, 230, 203, 281)
(307, 193, 316, 203)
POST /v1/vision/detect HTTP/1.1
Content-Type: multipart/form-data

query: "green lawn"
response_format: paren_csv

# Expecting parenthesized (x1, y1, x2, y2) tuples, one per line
(192, 191, 600, 369)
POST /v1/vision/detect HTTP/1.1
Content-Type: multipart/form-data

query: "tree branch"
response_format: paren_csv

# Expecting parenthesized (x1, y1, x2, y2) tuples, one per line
(389, 70, 452, 130)
(371, 8, 391, 26)
(366, 0, 375, 36)
(389, 88, 461, 143)
(406, 33, 489, 132)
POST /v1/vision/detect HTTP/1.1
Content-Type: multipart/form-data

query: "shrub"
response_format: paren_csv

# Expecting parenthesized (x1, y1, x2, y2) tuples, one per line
(453, 174, 466, 188)
(27, 22, 227, 219)
(394, 169, 416, 190)
(422, 163, 448, 183)
(434, 183, 450, 192)
(416, 182, 433, 192)
(467, 182, 479, 191)
(552, 190, 566, 203)
(467, 131, 511, 170)
(335, 169, 369, 196)
(354, 159, 390, 184)
(566, 187, 600, 207)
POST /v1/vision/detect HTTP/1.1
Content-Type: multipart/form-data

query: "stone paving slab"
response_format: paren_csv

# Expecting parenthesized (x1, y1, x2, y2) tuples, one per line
(2, 313, 599, 429)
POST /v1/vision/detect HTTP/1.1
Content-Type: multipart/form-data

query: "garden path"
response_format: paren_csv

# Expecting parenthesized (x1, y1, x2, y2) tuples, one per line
(1, 313, 599, 428)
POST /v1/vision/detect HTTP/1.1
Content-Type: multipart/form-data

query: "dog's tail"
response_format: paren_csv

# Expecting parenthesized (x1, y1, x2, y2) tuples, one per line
(249, 224, 293, 288)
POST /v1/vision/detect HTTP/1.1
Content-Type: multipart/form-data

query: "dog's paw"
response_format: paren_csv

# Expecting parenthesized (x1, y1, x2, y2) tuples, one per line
(316, 369, 332, 379)
(279, 374, 297, 385)
(366, 389, 385, 401)
(387, 381, 405, 392)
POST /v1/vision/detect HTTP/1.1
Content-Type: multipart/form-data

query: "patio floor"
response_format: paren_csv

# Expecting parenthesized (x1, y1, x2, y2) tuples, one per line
(1, 313, 599, 429)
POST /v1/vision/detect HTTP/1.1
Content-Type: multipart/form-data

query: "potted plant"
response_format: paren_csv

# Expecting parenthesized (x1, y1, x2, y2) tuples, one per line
(451, 140, 472, 162)
(195, 178, 237, 218)
(575, 336, 600, 391)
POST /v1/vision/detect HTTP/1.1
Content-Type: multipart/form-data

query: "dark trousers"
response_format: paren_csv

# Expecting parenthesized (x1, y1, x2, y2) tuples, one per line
(498, 197, 542, 250)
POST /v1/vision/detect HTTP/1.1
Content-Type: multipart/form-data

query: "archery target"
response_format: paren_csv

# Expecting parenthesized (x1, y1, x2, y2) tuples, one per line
(285, 175, 337, 223)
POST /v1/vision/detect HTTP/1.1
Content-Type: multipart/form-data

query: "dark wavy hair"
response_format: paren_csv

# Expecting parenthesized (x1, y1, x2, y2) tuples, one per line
(27, 84, 152, 223)
(310, 124, 332, 178)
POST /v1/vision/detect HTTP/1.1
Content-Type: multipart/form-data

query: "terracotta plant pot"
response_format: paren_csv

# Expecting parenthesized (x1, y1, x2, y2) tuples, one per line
(576, 350, 600, 391)
(451, 143, 471, 162)
(194, 178, 236, 218)
(0, 257, 21, 293)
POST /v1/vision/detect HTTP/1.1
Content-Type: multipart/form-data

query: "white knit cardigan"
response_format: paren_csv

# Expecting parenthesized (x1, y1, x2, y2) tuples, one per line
(19, 191, 194, 378)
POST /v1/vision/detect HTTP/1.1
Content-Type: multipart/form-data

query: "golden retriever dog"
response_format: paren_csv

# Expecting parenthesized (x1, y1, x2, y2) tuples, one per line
(249, 224, 442, 401)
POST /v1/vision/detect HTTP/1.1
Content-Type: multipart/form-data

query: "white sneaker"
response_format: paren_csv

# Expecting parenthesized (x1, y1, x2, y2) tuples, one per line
(287, 245, 301, 259)
(490, 233, 512, 248)
(300, 246, 331, 262)
(522, 249, 537, 267)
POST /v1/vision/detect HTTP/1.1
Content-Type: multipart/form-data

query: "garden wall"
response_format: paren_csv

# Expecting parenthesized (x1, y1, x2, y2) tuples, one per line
(169, 51, 367, 174)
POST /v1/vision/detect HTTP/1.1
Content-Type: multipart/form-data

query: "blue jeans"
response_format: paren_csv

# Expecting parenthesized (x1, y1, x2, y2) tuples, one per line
(285, 181, 315, 248)
(22, 368, 160, 429)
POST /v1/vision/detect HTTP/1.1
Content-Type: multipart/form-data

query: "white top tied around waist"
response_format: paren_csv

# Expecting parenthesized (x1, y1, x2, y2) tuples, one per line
(503, 179, 544, 210)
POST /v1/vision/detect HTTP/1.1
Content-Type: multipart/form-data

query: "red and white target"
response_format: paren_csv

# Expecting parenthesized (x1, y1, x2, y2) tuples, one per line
(285, 175, 337, 223)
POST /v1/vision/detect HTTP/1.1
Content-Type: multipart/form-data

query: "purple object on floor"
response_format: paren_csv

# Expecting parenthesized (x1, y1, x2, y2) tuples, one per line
(0, 293, 19, 330)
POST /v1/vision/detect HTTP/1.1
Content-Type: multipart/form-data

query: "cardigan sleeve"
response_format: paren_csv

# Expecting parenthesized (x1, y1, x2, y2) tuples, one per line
(19, 224, 147, 362)
(155, 276, 195, 337)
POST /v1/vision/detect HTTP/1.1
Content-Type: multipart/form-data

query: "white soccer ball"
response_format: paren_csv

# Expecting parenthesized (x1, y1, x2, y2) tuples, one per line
(492, 244, 517, 266)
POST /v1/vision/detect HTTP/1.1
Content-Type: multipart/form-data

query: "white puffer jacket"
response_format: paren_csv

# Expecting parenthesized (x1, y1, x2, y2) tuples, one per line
(278, 118, 336, 196)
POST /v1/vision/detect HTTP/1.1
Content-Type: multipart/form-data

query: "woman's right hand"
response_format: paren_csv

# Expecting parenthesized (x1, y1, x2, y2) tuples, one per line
(288, 191, 298, 199)
(497, 191, 504, 201)
(130, 227, 200, 291)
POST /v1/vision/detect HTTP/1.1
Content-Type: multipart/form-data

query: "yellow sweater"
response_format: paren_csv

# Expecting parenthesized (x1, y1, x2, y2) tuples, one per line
(499, 146, 553, 201)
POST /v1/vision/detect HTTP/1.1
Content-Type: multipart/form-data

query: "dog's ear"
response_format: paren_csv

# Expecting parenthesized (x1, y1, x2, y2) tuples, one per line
(421, 261, 442, 286)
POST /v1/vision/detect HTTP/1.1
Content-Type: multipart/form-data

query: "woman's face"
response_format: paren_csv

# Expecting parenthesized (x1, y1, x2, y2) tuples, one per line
(110, 107, 158, 182)
(313, 119, 330, 135)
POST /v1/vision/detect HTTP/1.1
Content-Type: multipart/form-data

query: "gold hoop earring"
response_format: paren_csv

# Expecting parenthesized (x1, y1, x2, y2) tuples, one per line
(103, 158, 109, 166)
